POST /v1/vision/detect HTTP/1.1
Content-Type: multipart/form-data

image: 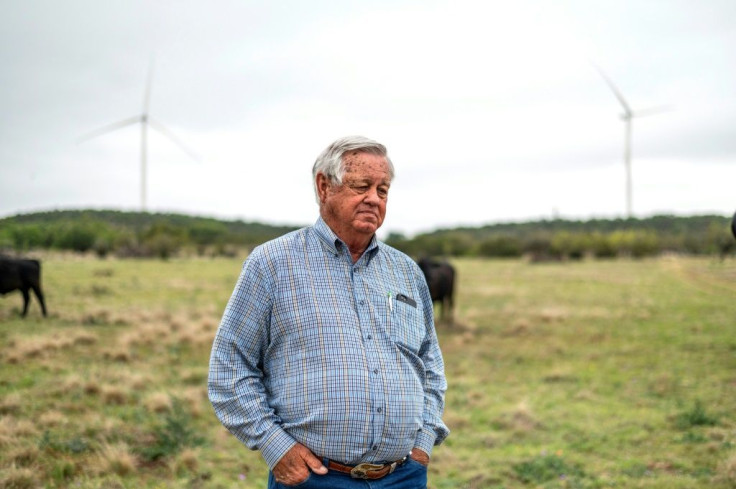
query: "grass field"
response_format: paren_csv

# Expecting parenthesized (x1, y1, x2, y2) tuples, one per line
(1, 254, 735, 488)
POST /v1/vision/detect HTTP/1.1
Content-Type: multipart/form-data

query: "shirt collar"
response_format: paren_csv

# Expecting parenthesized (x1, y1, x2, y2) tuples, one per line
(314, 217, 380, 263)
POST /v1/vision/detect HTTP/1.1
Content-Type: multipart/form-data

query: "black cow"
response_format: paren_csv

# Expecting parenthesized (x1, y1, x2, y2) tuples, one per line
(732, 212, 736, 239)
(417, 257, 455, 323)
(0, 257, 47, 317)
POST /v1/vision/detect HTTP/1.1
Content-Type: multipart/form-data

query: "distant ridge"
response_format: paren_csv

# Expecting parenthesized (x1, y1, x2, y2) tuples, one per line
(0, 209, 303, 256)
(1, 208, 730, 239)
(1, 209, 732, 259)
(0, 209, 302, 236)
(423, 213, 731, 238)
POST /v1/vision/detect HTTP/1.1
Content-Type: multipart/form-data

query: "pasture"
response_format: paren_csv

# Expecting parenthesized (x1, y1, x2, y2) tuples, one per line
(0, 255, 735, 488)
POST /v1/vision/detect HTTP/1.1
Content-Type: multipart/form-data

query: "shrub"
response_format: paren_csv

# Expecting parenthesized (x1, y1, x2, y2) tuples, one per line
(8, 223, 52, 251)
(407, 235, 452, 257)
(53, 221, 100, 253)
(630, 230, 661, 258)
(38, 430, 90, 454)
(589, 232, 617, 258)
(140, 398, 204, 461)
(143, 233, 178, 260)
(477, 235, 522, 258)
(674, 399, 718, 429)
(92, 232, 119, 258)
(513, 453, 587, 484)
(140, 222, 186, 260)
(550, 231, 588, 260)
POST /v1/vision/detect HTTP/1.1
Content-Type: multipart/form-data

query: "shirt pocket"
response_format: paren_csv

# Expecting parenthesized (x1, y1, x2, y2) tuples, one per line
(388, 296, 426, 353)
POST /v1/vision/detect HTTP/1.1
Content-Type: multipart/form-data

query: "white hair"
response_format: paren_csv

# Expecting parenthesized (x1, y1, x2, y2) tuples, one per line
(312, 135, 395, 202)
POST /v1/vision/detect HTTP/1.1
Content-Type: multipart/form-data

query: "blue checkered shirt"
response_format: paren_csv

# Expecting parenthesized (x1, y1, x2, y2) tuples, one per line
(208, 217, 449, 469)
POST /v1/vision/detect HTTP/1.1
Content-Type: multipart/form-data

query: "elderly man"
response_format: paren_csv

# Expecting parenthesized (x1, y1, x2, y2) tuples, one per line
(208, 136, 449, 488)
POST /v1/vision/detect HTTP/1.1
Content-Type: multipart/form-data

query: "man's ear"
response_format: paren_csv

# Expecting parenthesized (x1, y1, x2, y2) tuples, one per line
(315, 173, 331, 203)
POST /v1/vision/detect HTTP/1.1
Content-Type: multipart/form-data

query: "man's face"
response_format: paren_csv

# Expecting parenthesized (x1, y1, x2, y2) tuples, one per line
(318, 151, 391, 239)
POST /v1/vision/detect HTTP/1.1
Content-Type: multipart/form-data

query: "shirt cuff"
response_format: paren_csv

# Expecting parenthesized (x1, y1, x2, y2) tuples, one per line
(414, 429, 437, 457)
(260, 427, 298, 470)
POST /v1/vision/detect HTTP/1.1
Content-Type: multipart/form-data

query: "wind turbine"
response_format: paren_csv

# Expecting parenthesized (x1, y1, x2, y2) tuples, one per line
(79, 60, 199, 211)
(592, 63, 667, 218)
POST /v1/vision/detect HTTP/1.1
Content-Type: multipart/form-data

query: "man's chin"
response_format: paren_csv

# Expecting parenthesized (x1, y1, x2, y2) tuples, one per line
(353, 219, 380, 235)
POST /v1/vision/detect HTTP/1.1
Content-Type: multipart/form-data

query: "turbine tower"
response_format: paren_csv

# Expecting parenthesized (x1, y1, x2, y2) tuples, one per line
(79, 60, 199, 211)
(593, 64, 667, 218)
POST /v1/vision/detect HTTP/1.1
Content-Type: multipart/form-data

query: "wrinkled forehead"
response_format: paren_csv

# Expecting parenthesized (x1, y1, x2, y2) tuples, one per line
(342, 151, 392, 179)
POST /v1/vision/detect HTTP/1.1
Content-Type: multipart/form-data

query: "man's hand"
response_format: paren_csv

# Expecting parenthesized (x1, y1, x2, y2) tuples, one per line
(410, 447, 430, 467)
(272, 443, 328, 485)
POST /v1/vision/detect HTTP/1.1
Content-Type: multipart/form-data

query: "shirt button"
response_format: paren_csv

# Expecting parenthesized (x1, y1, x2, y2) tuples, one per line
(372, 446, 378, 451)
(373, 369, 379, 374)
(377, 407, 382, 413)
(367, 335, 373, 340)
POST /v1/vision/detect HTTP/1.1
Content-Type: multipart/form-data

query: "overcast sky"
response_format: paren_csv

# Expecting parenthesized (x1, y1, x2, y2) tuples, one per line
(1, 1, 734, 236)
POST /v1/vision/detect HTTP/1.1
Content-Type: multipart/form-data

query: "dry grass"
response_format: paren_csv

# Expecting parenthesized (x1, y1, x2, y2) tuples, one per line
(1, 255, 734, 488)
(716, 452, 736, 485)
(538, 306, 569, 323)
(0, 393, 22, 415)
(91, 443, 138, 476)
(5, 445, 40, 467)
(1, 329, 97, 365)
(101, 348, 132, 363)
(37, 410, 68, 428)
(496, 400, 541, 433)
(0, 464, 38, 489)
(169, 448, 200, 476)
(71, 331, 98, 346)
(99, 385, 129, 406)
(0, 418, 38, 449)
(3, 336, 65, 363)
(144, 392, 173, 413)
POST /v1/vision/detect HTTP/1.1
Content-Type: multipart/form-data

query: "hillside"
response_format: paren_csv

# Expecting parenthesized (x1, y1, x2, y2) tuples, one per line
(0, 209, 301, 258)
(387, 213, 734, 258)
(1, 209, 733, 259)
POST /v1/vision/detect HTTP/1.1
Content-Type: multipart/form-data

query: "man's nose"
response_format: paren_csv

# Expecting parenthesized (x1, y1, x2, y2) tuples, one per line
(363, 187, 380, 204)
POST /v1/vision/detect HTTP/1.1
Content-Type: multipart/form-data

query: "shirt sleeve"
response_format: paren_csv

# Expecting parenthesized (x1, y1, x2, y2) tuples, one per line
(414, 267, 450, 456)
(207, 251, 297, 469)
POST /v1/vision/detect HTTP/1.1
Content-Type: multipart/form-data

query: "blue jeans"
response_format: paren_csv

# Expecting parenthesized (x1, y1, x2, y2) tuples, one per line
(267, 458, 428, 488)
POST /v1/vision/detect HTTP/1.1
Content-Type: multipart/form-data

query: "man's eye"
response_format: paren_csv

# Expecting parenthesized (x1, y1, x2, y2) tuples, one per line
(377, 187, 389, 198)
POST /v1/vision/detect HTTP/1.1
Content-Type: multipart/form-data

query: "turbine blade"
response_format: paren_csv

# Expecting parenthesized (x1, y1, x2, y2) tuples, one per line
(148, 117, 201, 163)
(77, 116, 142, 143)
(590, 62, 632, 115)
(143, 56, 155, 114)
(632, 105, 673, 118)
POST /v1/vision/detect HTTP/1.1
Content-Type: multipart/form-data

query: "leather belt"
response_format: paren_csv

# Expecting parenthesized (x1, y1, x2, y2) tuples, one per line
(327, 456, 408, 479)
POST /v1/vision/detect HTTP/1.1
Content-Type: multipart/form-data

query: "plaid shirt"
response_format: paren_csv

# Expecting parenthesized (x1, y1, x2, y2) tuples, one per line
(208, 217, 449, 469)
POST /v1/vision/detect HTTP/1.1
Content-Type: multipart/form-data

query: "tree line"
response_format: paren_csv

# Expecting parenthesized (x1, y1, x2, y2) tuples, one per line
(0, 210, 733, 260)
(387, 214, 735, 260)
(0, 210, 298, 259)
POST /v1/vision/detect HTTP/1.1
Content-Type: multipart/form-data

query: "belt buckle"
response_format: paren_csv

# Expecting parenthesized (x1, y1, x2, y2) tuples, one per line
(350, 463, 384, 479)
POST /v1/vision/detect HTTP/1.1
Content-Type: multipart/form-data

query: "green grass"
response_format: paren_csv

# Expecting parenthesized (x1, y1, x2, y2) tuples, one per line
(1, 255, 735, 488)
